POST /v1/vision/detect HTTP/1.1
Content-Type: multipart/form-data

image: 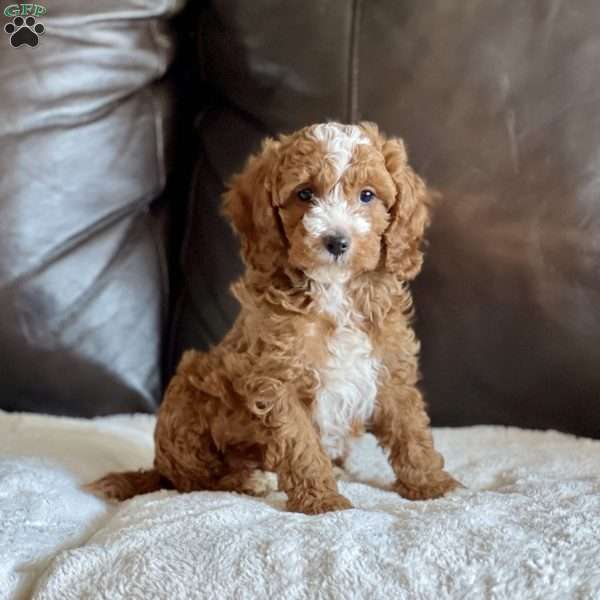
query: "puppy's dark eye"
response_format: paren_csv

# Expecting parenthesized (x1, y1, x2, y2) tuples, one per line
(297, 188, 314, 202)
(359, 189, 375, 203)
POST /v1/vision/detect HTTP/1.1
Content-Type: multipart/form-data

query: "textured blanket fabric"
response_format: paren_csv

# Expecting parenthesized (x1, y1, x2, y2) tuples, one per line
(1, 411, 599, 600)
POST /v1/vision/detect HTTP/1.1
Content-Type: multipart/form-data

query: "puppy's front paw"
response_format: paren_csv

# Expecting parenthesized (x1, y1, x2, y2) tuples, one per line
(287, 492, 353, 515)
(393, 471, 462, 501)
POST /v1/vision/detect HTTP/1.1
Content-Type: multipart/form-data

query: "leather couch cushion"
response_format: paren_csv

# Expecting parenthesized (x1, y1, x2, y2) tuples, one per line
(359, 1, 600, 437)
(172, 0, 600, 437)
(170, 0, 361, 361)
(0, 0, 181, 415)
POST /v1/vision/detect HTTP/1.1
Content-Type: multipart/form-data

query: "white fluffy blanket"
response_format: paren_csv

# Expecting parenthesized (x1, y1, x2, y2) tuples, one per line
(1, 411, 599, 600)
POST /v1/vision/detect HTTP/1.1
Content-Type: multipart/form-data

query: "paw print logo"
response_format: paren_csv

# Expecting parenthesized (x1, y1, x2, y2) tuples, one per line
(4, 15, 45, 47)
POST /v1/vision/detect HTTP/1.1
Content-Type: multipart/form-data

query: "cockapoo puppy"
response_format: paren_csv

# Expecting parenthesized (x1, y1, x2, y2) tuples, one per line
(88, 122, 460, 514)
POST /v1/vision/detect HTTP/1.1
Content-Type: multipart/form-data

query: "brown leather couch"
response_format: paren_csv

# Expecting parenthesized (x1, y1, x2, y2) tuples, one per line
(2, 1, 599, 438)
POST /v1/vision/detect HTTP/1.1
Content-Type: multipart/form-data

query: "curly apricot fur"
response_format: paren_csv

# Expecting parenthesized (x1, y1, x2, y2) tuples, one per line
(87, 123, 460, 514)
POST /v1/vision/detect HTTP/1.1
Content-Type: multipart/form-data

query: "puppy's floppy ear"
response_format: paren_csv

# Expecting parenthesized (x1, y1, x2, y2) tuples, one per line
(223, 138, 285, 273)
(381, 137, 432, 280)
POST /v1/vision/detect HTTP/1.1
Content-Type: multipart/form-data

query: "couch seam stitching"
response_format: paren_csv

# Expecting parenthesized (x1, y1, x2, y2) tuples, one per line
(347, 0, 362, 122)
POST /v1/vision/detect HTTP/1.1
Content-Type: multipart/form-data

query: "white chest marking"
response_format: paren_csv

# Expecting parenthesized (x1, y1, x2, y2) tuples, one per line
(312, 280, 380, 460)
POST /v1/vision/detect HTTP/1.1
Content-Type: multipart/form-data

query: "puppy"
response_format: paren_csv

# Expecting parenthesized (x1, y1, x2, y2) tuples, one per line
(88, 122, 460, 514)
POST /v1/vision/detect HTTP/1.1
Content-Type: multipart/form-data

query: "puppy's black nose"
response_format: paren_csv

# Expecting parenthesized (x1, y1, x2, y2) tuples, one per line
(323, 234, 350, 257)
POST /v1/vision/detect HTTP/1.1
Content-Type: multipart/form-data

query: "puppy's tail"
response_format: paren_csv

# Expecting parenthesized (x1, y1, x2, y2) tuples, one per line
(84, 468, 169, 502)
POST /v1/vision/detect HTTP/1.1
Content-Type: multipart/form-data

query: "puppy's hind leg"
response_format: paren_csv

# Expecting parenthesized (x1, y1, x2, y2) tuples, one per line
(157, 437, 276, 498)
(154, 379, 275, 498)
(217, 449, 278, 497)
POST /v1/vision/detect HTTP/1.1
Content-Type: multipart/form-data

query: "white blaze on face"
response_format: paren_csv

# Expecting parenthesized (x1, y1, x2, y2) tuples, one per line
(303, 185, 370, 238)
(304, 123, 371, 240)
(313, 123, 370, 177)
